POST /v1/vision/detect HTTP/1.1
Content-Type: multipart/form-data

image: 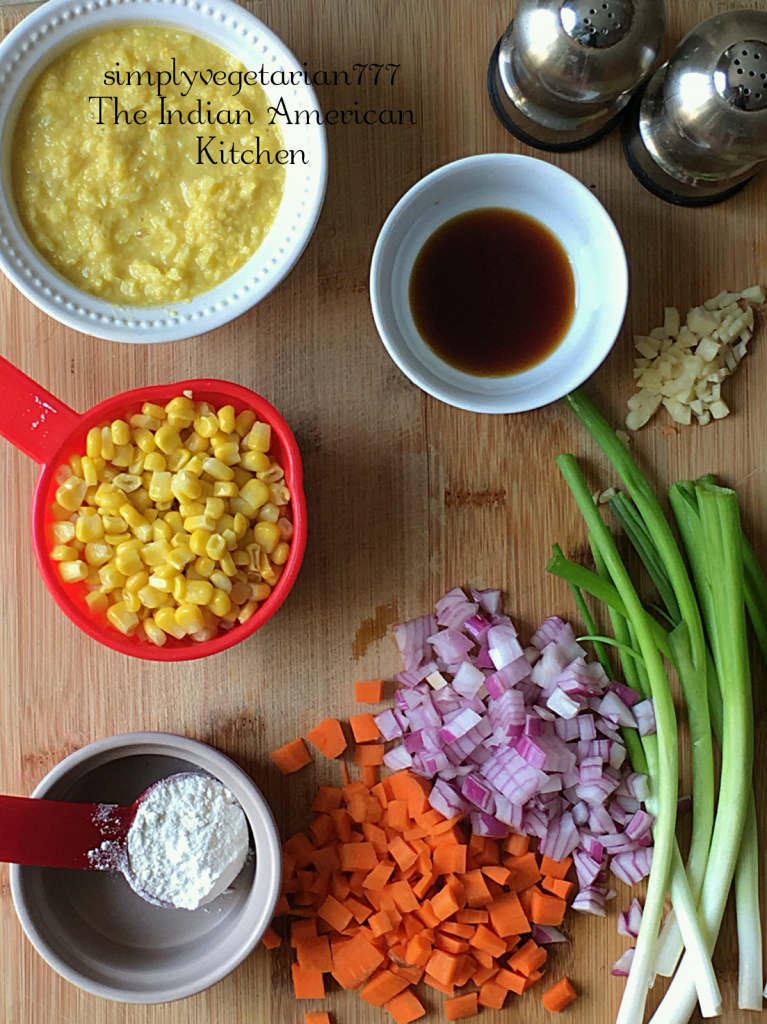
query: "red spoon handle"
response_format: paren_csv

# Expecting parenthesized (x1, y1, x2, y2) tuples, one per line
(0, 356, 80, 465)
(0, 795, 134, 870)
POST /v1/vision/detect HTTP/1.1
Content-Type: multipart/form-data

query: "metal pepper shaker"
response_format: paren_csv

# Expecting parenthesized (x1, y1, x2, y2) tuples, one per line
(488, 0, 666, 151)
(623, 9, 767, 205)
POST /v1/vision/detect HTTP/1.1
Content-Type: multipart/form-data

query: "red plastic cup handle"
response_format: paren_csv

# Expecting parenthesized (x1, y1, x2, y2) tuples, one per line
(0, 355, 80, 465)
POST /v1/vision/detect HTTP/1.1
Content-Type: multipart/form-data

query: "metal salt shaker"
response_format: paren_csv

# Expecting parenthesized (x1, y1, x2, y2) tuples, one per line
(488, 0, 666, 151)
(623, 9, 767, 205)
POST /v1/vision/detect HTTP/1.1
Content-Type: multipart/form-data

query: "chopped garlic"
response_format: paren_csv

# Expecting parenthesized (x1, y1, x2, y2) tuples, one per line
(626, 286, 762, 430)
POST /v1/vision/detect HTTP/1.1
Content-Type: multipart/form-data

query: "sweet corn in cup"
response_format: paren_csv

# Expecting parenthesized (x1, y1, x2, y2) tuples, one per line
(49, 395, 293, 646)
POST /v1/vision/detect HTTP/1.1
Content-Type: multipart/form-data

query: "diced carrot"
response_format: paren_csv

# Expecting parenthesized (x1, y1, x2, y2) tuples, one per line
(271, 737, 312, 774)
(496, 968, 527, 994)
(434, 933, 469, 955)
(369, 909, 394, 937)
(541, 976, 577, 1012)
(472, 962, 499, 986)
(540, 856, 572, 880)
(363, 860, 395, 891)
(355, 679, 385, 702)
(524, 968, 544, 990)
(459, 869, 493, 908)
(389, 835, 418, 871)
(304, 1014, 332, 1024)
(296, 934, 333, 973)
(312, 785, 343, 812)
(291, 918, 318, 946)
(404, 932, 432, 966)
(331, 929, 385, 990)
(306, 717, 347, 759)
(389, 961, 425, 985)
(503, 833, 530, 856)
(425, 948, 459, 985)
(349, 713, 382, 743)
(386, 880, 420, 914)
(384, 987, 426, 1023)
(387, 800, 410, 831)
(372, 781, 390, 808)
(479, 979, 507, 1009)
(431, 883, 461, 921)
(330, 808, 353, 843)
(452, 953, 475, 989)
(542, 875, 574, 900)
(433, 844, 467, 875)
(416, 900, 441, 929)
(360, 969, 410, 1007)
(313, 846, 341, 875)
(291, 963, 325, 999)
(261, 925, 281, 949)
(487, 891, 529, 937)
(470, 923, 507, 959)
(482, 864, 511, 886)
(362, 765, 380, 787)
(423, 974, 454, 996)
(310, 813, 335, 847)
(531, 889, 567, 926)
(508, 938, 548, 976)
(317, 895, 353, 932)
(439, 921, 475, 940)
(505, 851, 542, 892)
(456, 909, 488, 924)
(284, 832, 317, 869)
(516, 884, 539, 922)
(340, 842, 379, 871)
(388, 772, 431, 817)
(344, 896, 372, 923)
(444, 992, 479, 1020)
(355, 743, 385, 767)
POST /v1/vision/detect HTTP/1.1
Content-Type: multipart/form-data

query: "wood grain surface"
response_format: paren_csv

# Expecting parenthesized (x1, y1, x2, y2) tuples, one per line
(1, 0, 766, 1022)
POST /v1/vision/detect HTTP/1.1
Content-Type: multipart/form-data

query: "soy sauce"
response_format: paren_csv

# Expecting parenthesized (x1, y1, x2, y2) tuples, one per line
(409, 207, 575, 377)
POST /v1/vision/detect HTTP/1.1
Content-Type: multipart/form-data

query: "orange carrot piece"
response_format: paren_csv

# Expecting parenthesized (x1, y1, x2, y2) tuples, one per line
(310, 813, 335, 847)
(433, 844, 468, 875)
(363, 860, 395, 891)
(317, 895, 353, 932)
(388, 772, 431, 817)
(304, 1014, 331, 1024)
(355, 679, 385, 702)
(439, 921, 475, 940)
(508, 938, 548, 976)
(360, 969, 410, 1007)
(271, 736, 312, 774)
(284, 832, 317, 869)
(349, 713, 382, 743)
(434, 934, 469, 955)
(416, 900, 441, 929)
(482, 864, 511, 886)
(261, 925, 281, 949)
(405, 933, 432, 967)
(389, 836, 418, 872)
(505, 851, 542, 892)
(456, 909, 489, 924)
(459, 869, 493, 908)
(431, 883, 461, 921)
(470, 923, 507, 959)
(340, 842, 379, 871)
(452, 953, 475, 989)
(473, 962, 499, 987)
(531, 889, 567, 926)
(496, 968, 527, 994)
(291, 963, 325, 999)
(385, 988, 426, 1024)
(369, 909, 394, 938)
(291, 918, 318, 946)
(388, 800, 410, 831)
(487, 891, 529, 937)
(423, 974, 454, 996)
(445, 992, 479, 1020)
(541, 977, 578, 1012)
(272, 894, 290, 918)
(312, 785, 344, 812)
(425, 948, 459, 985)
(362, 765, 380, 787)
(524, 968, 545, 990)
(542, 875, 574, 900)
(331, 930, 385, 990)
(479, 979, 507, 1009)
(386, 880, 420, 914)
(540, 855, 572, 880)
(296, 934, 333, 973)
(503, 833, 529, 856)
(355, 743, 385, 767)
(306, 717, 347, 759)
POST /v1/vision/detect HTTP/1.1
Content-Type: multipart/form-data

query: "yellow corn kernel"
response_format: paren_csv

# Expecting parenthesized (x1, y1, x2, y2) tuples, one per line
(118, 504, 146, 530)
(179, 502, 205, 520)
(125, 570, 150, 593)
(128, 452, 146, 476)
(258, 550, 276, 582)
(144, 451, 167, 473)
(152, 563, 179, 582)
(186, 432, 209, 455)
(148, 471, 173, 503)
(172, 575, 187, 602)
(110, 419, 129, 445)
(68, 453, 83, 478)
(93, 484, 122, 514)
(81, 456, 99, 487)
(204, 497, 225, 521)
(121, 588, 142, 613)
(137, 585, 166, 609)
(189, 528, 213, 557)
(234, 409, 256, 437)
(197, 478, 214, 500)
(98, 426, 115, 461)
(272, 541, 290, 565)
(141, 540, 172, 566)
(194, 556, 215, 578)
(84, 541, 112, 567)
(269, 482, 291, 506)
(155, 423, 182, 454)
(131, 488, 153, 512)
(245, 422, 270, 452)
(154, 606, 186, 639)
(212, 481, 238, 499)
(107, 601, 139, 634)
(213, 441, 241, 467)
(233, 550, 250, 567)
(55, 476, 88, 512)
(165, 396, 195, 427)
(102, 515, 126, 534)
(165, 449, 190, 474)
(130, 413, 162, 431)
(112, 444, 134, 468)
(220, 551, 237, 577)
(207, 588, 231, 617)
(238, 600, 258, 624)
(170, 530, 192, 549)
(183, 514, 215, 535)
(252, 583, 273, 602)
(240, 477, 270, 511)
(51, 521, 76, 544)
(132, 523, 154, 544)
(194, 413, 219, 438)
(254, 521, 280, 554)
(222, 528, 238, 552)
(185, 580, 214, 605)
(230, 580, 251, 605)
(210, 571, 232, 594)
(51, 544, 78, 562)
(201, 457, 234, 482)
(213, 404, 233, 434)
(240, 450, 270, 474)
(175, 603, 205, 634)
(173, 471, 203, 503)
(104, 532, 131, 547)
(231, 468, 250, 490)
(165, 547, 194, 573)
(231, 512, 248, 539)
(132, 427, 155, 454)
(257, 464, 284, 484)
(113, 473, 142, 494)
(144, 619, 167, 646)
(164, 511, 184, 535)
(97, 466, 117, 483)
(115, 547, 144, 576)
(85, 590, 109, 614)
(142, 402, 166, 421)
(257, 503, 280, 524)
(59, 559, 89, 583)
(98, 563, 126, 592)
(227, 496, 253, 519)
(51, 501, 75, 521)
(205, 533, 227, 561)
(86, 427, 102, 458)
(185, 454, 205, 476)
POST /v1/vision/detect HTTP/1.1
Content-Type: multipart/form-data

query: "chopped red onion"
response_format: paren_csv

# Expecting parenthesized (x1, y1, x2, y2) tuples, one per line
(533, 925, 569, 944)
(611, 847, 653, 885)
(633, 698, 657, 736)
(373, 708, 403, 742)
(598, 691, 638, 729)
(471, 588, 502, 616)
(612, 948, 635, 976)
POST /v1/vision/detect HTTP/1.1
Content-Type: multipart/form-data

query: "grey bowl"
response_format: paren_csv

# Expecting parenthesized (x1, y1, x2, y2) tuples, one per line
(10, 732, 281, 1003)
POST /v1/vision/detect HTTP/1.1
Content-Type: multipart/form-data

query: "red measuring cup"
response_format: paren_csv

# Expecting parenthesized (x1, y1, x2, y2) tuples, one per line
(0, 356, 306, 661)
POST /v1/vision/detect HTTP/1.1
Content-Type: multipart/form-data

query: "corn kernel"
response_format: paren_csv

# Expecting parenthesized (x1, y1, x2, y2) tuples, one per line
(102, 515, 126, 534)
(166, 546, 195, 571)
(254, 521, 280, 554)
(172, 471, 202, 502)
(201, 457, 234, 482)
(173, 575, 187, 602)
(144, 451, 167, 473)
(131, 413, 162, 431)
(122, 589, 142, 613)
(246, 422, 272, 452)
(198, 478, 214, 499)
(68, 453, 83, 478)
(239, 478, 269, 511)
(189, 528, 213, 557)
(98, 563, 126, 592)
(51, 544, 78, 562)
(125, 571, 150, 593)
(79, 456, 98, 487)
(118, 504, 145, 530)
(85, 590, 109, 614)
(149, 519, 170, 543)
(214, 441, 241, 467)
(210, 571, 232, 593)
(272, 541, 290, 565)
(137, 585, 166, 609)
(144, 619, 167, 646)
(179, 501, 205, 519)
(213, 481, 239, 498)
(155, 423, 182, 454)
(132, 427, 156, 454)
(51, 521, 76, 544)
(269, 482, 291, 506)
(164, 511, 184, 535)
(259, 550, 276, 581)
(149, 471, 173, 503)
(205, 533, 226, 560)
(113, 473, 142, 493)
(258, 503, 280, 523)
(132, 488, 153, 512)
(203, 497, 225, 521)
(107, 601, 139, 634)
(133, 523, 154, 544)
(222, 529, 238, 552)
(207, 588, 231, 617)
(141, 540, 172, 566)
(56, 476, 88, 512)
(84, 541, 112, 567)
(185, 454, 205, 476)
(176, 603, 205, 633)
(98, 426, 114, 461)
(59, 559, 89, 583)
(194, 556, 216, 578)
(104, 532, 131, 547)
(220, 551, 237, 577)
(240, 450, 270, 473)
(185, 580, 214, 605)
(252, 583, 273, 601)
(238, 600, 258, 623)
(194, 413, 219, 438)
(233, 550, 250, 567)
(128, 452, 146, 476)
(86, 427, 102, 458)
(116, 547, 144, 576)
(258, 464, 284, 484)
(112, 444, 135, 468)
(166, 448, 191, 472)
(230, 580, 251, 604)
(152, 563, 179, 582)
(234, 409, 256, 436)
(109, 419, 129, 445)
(186, 432, 208, 454)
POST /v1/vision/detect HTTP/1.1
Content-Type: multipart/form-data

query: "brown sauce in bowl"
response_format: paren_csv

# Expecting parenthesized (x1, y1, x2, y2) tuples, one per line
(409, 207, 576, 377)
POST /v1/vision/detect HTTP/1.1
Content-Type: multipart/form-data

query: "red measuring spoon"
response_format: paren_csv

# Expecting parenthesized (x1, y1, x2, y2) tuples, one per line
(0, 356, 306, 661)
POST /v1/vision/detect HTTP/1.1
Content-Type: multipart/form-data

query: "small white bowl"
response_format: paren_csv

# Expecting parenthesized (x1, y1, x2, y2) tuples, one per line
(370, 154, 628, 414)
(0, 0, 327, 343)
(10, 732, 281, 1003)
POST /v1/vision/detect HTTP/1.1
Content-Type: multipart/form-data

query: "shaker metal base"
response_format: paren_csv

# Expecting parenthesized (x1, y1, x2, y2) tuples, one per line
(621, 87, 752, 207)
(487, 36, 622, 152)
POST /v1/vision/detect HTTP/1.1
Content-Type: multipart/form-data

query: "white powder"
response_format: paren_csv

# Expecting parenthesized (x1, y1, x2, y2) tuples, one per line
(126, 773, 249, 910)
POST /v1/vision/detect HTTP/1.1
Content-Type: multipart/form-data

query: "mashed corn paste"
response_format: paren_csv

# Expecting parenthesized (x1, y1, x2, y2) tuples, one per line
(12, 28, 286, 305)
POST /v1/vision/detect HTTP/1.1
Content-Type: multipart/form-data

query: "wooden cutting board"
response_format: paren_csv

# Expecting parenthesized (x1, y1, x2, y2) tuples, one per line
(1, 0, 766, 1021)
